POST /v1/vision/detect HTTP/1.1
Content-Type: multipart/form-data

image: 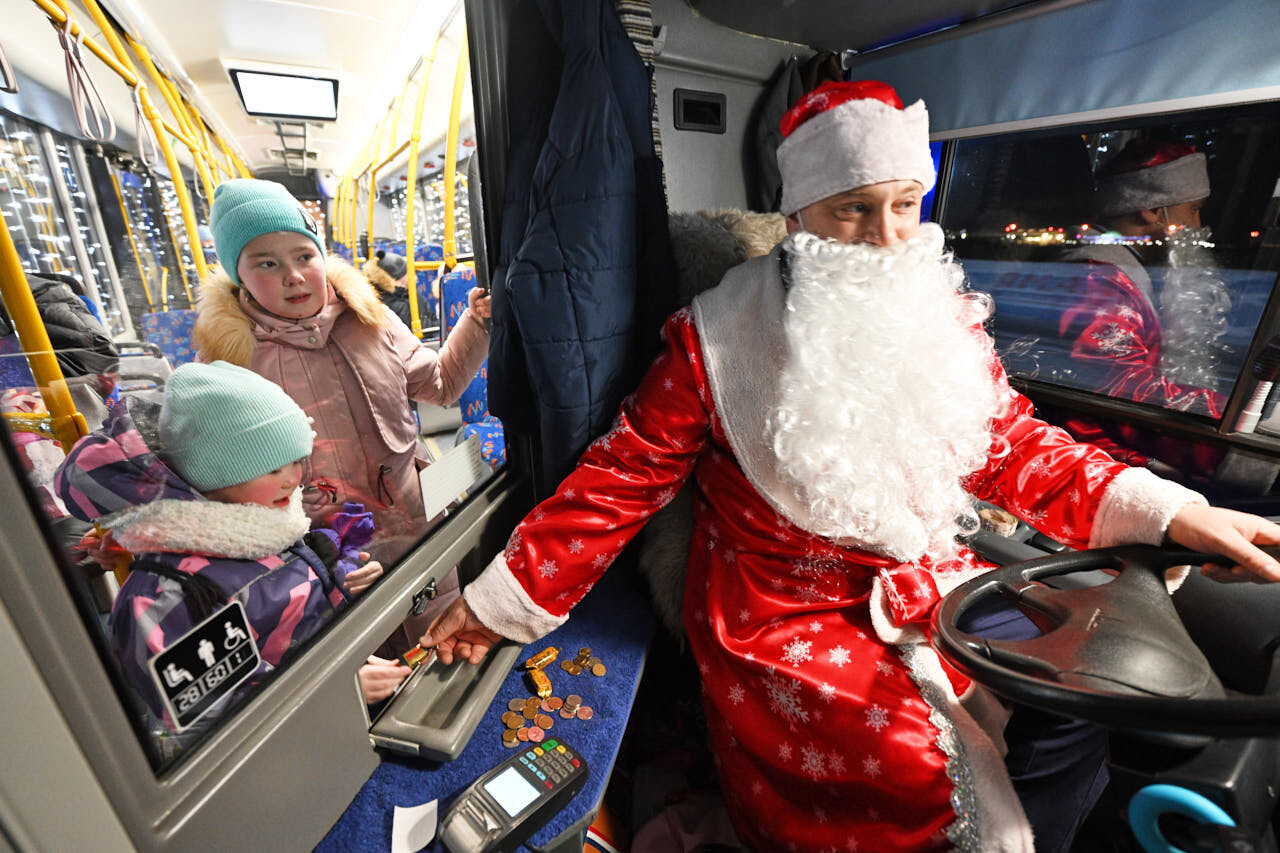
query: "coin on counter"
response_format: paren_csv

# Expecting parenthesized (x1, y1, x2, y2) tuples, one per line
(516, 727, 530, 742)
(546, 696, 564, 711)
(535, 713, 554, 729)
(502, 730, 519, 748)
(527, 726, 545, 743)
(568, 663, 583, 676)
(507, 698, 525, 712)
(577, 706, 594, 721)
(559, 708, 576, 720)
(566, 694, 583, 708)
(591, 663, 606, 677)
(501, 711, 523, 728)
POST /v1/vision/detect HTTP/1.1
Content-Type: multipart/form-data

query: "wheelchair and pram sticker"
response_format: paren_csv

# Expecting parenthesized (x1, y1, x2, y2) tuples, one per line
(147, 601, 260, 731)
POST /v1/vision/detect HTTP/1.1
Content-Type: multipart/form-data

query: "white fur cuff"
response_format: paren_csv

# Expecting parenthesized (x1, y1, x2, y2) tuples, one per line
(1090, 466, 1206, 548)
(868, 578, 927, 645)
(464, 552, 568, 643)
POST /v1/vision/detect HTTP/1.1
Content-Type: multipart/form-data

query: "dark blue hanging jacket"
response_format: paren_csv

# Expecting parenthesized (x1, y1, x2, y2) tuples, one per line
(487, 0, 678, 498)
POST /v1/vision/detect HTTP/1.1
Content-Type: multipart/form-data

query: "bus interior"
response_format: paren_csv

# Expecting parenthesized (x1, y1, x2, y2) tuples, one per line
(3, 0, 1280, 851)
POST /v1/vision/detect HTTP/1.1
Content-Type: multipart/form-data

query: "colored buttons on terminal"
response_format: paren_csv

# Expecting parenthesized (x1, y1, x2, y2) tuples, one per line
(543, 739, 557, 750)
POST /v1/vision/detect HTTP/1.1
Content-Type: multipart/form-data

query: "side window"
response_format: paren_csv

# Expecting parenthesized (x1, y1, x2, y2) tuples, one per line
(942, 107, 1280, 422)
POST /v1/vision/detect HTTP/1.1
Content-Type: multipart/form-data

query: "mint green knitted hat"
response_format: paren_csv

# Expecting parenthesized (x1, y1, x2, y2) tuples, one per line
(159, 361, 314, 492)
(209, 179, 325, 285)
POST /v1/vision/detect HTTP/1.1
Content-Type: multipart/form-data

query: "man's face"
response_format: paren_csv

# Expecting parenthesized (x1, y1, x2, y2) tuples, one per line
(790, 180, 925, 246)
(1162, 198, 1206, 232)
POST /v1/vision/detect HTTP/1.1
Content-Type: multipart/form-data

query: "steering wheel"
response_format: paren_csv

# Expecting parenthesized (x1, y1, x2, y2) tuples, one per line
(930, 544, 1280, 737)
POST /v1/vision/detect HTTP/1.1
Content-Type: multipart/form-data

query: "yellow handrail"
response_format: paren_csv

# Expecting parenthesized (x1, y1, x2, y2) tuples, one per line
(403, 30, 444, 339)
(441, 29, 469, 272)
(77, 0, 210, 287)
(0, 207, 87, 453)
(108, 169, 154, 311)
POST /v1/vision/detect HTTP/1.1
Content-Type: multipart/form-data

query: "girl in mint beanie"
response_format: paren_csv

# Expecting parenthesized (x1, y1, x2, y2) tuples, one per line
(193, 179, 492, 566)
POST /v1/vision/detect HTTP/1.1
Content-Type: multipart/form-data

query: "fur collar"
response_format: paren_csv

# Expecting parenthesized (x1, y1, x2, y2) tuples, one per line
(104, 490, 312, 560)
(193, 257, 386, 366)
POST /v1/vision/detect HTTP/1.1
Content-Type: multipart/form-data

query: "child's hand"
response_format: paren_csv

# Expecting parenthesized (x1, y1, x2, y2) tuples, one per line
(358, 655, 410, 703)
(344, 553, 383, 595)
(78, 527, 129, 574)
(467, 286, 492, 320)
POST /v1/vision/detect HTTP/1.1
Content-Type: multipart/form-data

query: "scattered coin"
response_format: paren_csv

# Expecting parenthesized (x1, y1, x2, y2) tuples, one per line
(527, 726, 545, 743)
(546, 696, 564, 711)
(522, 705, 537, 720)
(568, 663, 583, 676)
(566, 694, 583, 709)
(591, 663, 606, 677)
(502, 730, 519, 748)
(579, 647, 591, 657)
(535, 713, 554, 730)
(559, 708, 575, 720)
(560, 660, 575, 672)
(577, 706, 594, 721)
(507, 698, 525, 712)
(516, 727, 530, 742)
(502, 711, 523, 728)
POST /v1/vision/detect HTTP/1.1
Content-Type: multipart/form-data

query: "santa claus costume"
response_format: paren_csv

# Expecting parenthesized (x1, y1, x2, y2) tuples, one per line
(459, 83, 1205, 852)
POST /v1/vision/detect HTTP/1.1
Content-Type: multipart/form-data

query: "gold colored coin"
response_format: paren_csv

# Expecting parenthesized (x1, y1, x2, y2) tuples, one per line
(523, 706, 537, 720)
(502, 730, 519, 748)
(546, 696, 564, 711)
(502, 711, 523, 728)
(579, 647, 592, 657)
(591, 663, 606, 677)
(535, 713, 554, 729)
(560, 660, 575, 672)
(567, 664, 581, 676)
(587, 657, 602, 669)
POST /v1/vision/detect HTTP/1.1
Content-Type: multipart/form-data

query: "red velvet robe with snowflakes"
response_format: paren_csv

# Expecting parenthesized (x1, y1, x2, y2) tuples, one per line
(465, 292, 1201, 851)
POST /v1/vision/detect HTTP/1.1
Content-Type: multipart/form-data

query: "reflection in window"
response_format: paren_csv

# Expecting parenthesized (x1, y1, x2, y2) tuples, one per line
(941, 106, 1280, 492)
(0, 115, 78, 279)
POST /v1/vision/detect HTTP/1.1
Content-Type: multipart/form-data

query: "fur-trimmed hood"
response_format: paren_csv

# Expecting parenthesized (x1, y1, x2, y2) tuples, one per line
(361, 257, 401, 293)
(193, 257, 387, 366)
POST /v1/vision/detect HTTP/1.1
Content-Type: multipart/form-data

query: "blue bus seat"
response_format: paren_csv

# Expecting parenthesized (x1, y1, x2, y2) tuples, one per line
(441, 267, 504, 468)
(139, 309, 197, 368)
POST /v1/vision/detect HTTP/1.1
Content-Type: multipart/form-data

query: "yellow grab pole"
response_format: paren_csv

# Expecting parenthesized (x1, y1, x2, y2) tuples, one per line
(441, 29, 469, 272)
(78, 0, 209, 285)
(128, 36, 216, 202)
(108, 170, 154, 311)
(0, 208, 87, 452)
(404, 31, 443, 338)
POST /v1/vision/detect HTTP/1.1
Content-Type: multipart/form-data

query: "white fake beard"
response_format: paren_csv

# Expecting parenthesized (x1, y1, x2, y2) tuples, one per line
(1158, 228, 1232, 390)
(767, 224, 1006, 561)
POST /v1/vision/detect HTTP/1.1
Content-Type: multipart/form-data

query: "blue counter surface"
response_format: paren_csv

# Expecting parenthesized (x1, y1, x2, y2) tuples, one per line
(317, 567, 654, 852)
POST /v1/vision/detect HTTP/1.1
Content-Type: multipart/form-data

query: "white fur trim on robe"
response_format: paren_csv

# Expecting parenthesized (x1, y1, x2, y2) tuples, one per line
(465, 552, 567, 643)
(1090, 465, 1207, 590)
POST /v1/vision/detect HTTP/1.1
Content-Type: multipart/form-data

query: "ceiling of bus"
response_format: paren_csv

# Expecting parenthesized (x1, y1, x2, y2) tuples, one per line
(3, 0, 473, 183)
(687, 0, 1065, 53)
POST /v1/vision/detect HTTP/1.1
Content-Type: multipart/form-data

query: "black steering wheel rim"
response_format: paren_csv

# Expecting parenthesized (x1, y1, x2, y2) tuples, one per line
(931, 544, 1280, 736)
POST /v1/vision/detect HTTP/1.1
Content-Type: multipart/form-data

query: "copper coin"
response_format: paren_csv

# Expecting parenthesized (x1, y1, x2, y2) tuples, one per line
(523, 696, 541, 709)
(591, 663, 607, 677)
(502, 711, 523, 728)
(577, 706, 594, 721)
(516, 727, 530, 742)
(587, 657, 602, 668)
(546, 696, 564, 711)
(559, 708, 575, 719)
(535, 713, 554, 729)
(579, 647, 592, 657)
(527, 726, 545, 743)
(540, 698, 556, 713)
(522, 706, 537, 720)
(502, 730, 519, 748)
(568, 664, 583, 676)
(566, 694, 583, 708)
(507, 698, 525, 712)
(560, 660, 575, 672)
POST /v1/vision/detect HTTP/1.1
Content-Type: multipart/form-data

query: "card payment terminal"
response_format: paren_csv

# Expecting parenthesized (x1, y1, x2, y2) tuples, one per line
(440, 739, 588, 853)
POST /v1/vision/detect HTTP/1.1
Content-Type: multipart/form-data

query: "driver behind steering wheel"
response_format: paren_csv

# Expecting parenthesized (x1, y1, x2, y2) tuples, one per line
(422, 81, 1280, 853)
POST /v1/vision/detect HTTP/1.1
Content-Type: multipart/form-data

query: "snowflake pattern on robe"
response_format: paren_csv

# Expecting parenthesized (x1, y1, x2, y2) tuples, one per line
(782, 637, 814, 666)
(764, 669, 810, 724)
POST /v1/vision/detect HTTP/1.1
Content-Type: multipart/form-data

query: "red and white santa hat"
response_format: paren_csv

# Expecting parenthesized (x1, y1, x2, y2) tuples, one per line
(776, 80, 935, 216)
(1094, 140, 1210, 218)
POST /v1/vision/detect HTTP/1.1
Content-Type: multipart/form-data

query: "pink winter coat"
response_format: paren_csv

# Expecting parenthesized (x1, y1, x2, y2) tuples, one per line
(193, 257, 489, 559)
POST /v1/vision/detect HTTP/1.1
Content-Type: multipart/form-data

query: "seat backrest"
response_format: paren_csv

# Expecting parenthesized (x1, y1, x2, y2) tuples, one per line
(440, 267, 488, 423)
(140, 309, 198, 368)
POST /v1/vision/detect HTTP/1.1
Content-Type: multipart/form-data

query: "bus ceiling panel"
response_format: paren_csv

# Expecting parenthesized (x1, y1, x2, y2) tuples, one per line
(685, 0, 1043, 56)
(114, 0, 470, 176)
(846, 0, 1280, 136)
